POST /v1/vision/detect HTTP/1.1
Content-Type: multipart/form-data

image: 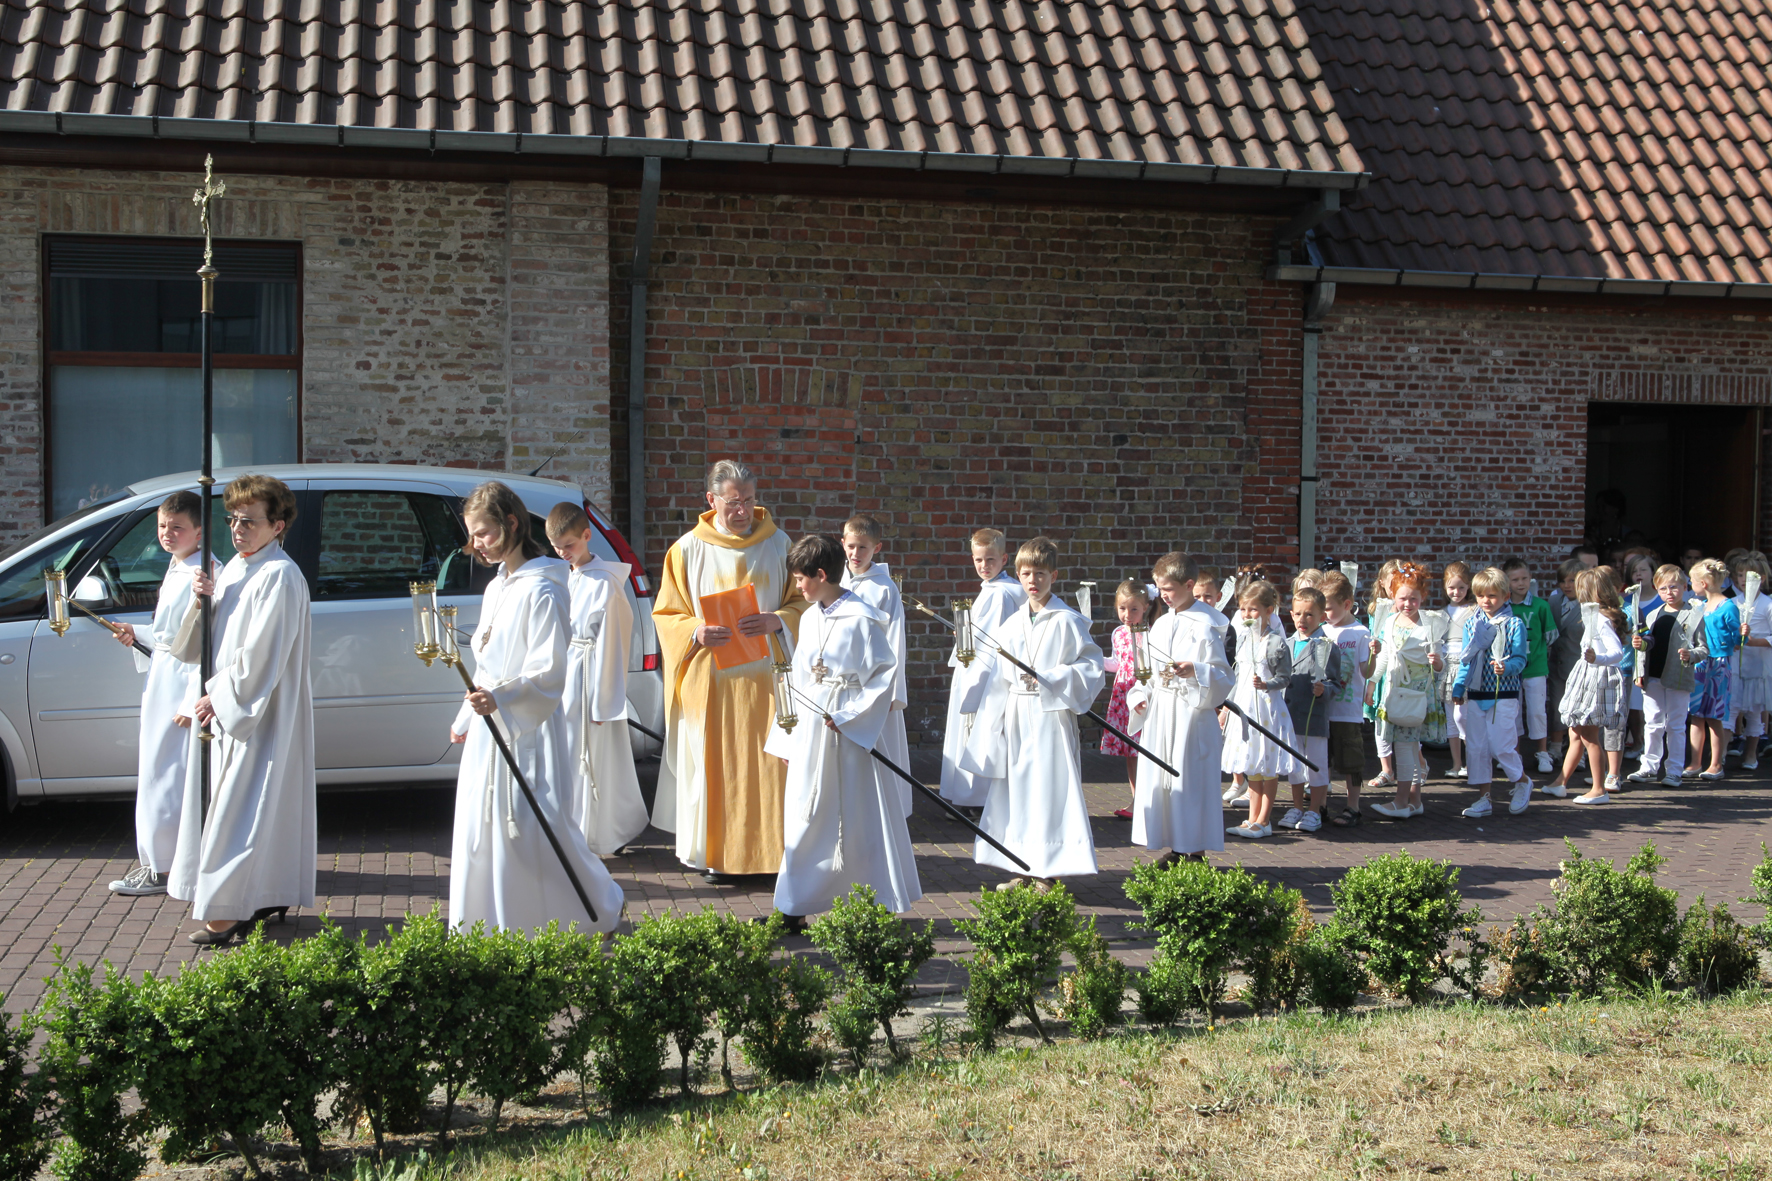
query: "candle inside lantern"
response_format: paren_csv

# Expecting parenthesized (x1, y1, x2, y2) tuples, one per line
(1131, 622, 1152, 683)
(43, 569, 69, 637)
(953, 598, 975, 666)
(410, 580, 440, 665)
(439, 604, 460, 667)
(771, 657, 798, 732)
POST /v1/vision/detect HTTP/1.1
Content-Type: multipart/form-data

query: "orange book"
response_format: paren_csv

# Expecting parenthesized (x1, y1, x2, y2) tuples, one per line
(700, 584, 771, 669)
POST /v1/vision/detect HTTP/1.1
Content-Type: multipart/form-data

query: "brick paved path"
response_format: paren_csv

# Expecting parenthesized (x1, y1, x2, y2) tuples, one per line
(3, 749, 1769, 1013)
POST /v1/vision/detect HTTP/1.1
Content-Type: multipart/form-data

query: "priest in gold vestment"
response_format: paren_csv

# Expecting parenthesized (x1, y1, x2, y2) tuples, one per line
(651, 461, 809, 881)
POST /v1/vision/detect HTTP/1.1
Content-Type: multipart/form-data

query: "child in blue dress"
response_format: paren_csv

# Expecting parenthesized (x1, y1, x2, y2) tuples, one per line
(1686, 558, 1740, 781)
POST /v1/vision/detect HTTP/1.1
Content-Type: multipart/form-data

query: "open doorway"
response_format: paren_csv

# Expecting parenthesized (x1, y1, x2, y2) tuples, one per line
(1586, 402, 1761, 561)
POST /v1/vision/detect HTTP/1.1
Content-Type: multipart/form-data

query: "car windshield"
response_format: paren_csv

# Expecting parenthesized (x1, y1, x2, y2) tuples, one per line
(0, 493, 128, 565)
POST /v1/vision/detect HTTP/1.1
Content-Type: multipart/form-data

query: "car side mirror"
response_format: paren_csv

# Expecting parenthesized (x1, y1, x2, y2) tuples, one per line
(72, 575, 107, 603)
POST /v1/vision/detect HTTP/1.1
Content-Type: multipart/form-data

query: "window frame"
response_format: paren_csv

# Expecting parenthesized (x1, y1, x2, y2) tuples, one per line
(39, 233, 305, 525)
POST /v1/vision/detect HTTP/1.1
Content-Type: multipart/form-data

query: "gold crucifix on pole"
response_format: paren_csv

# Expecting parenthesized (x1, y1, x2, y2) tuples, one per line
(192, 153, 226, 269)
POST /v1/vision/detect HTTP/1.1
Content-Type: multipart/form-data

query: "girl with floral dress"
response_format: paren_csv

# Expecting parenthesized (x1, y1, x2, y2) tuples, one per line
(1369, 565, 1445, 819)
(1103, 580, 1153, 820)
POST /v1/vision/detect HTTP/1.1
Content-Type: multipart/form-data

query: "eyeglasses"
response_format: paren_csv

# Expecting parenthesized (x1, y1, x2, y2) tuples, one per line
(225, 514, 270, 529)
(712, 494, 757, 509)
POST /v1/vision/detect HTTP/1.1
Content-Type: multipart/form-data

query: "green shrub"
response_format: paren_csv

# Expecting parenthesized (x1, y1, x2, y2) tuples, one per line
(738, 955, 832, 1083)
(461, 925, 574, 1131)
(1053, 916, 1127, 1039)
(132, 928, 335, 1177)
(809, 886, 935, 1064)
(0, 994, 55, 1181)
(708, 913, 782, 1087)
(1679, 897, 1761, 995)
(1123, 859, 1298, 1016)
(1295, 923, 1366, 1014)
(605, 910, 724, 1100)
(958, 882, 1078, 1047)
(530, 923, 613, 1108)
(1739, 841, 1772, 948)
(1331, 851, 1483, 1001)
(30, 955, 144, 1181)
(1529, 841, 1680, 997)
(383, 912, 494, 1148)
(1492, 916, 1557, 1002)
(1134, 953, 1192, 1026)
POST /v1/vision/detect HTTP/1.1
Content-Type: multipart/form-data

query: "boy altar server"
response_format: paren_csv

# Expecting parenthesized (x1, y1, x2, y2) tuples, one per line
(173, 475, 315, 945)
(839, 514, 912, 817)
(1125, 552, 1233, 865)
(961, 536, 1105, 887)
(108, 491, 220, 897)
(939, 529, 1028, 811)
(447, 482, 624, 934)
(546, 503, 649, 857)
(768, 534, 922, 930)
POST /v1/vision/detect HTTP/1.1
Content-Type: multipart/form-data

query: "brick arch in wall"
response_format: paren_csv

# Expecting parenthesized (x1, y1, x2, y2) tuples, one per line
(701, 364, 865, 538)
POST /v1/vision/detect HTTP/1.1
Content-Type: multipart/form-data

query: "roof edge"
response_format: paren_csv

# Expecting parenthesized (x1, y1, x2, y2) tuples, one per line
(2, 111, 1371, 191)
(1267, 264, 1772, 300)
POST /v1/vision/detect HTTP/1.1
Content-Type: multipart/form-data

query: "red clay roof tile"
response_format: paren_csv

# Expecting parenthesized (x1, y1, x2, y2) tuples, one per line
(1301, 0, 1772, 282)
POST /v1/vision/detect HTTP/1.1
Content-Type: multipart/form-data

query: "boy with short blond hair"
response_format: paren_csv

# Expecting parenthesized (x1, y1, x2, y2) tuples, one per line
(1319, 571, 1375, 827)
(960, 536, 1104, 885)
(939, 528, 1027, 811)
(546, 502, 649, 856)
(840, 513, 912, 816)
(1452, 566, 1533, 817)
(1503, 556, 1559, 773)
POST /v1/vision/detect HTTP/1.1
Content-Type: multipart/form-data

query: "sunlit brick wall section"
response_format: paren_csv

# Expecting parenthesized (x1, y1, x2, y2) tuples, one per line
(609, 189, 1294, 745)
(1311, 293, 1772, 579)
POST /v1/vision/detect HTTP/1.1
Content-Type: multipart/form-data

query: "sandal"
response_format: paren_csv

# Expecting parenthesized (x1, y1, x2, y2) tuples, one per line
(1329, 809, 1362, 828)
(1364, 773, 1396, 790)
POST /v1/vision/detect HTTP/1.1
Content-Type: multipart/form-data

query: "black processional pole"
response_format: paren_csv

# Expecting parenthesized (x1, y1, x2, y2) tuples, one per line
(194, 155, 225, 828)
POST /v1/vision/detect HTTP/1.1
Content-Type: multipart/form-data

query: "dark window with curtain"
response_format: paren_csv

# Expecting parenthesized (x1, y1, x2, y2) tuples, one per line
(44, 236, 301, 519)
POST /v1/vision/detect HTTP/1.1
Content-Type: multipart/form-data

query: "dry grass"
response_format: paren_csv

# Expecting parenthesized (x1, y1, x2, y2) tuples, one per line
(311, 992, 1772, 1181)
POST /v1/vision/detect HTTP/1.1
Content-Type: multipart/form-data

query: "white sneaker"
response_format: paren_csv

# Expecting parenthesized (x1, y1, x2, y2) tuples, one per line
(1276, 807, 1305, 830)
(1625, 766, 1656, 783)
(1462, 796, 1493, 818)
(1228, 793, 1250, 807)
(1535, 751, 1554, 773)
(1369, 801, 1412, 819)
(1603, 774, 1622, 793)
(1660, 773, 1683, 787)
(1297, 809, 1323, 833)
(108, 865, 165, 896)
(1227, 822, 1272, 840)
(1538, 781, 1567, 798)
(1448, 766, 1468, 779)
(1509, 780, 1532, 814)
(1621, 745, 1643, 760)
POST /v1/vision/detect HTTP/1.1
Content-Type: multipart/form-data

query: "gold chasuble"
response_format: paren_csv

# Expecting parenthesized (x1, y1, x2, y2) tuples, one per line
(651, 508, 808, 874)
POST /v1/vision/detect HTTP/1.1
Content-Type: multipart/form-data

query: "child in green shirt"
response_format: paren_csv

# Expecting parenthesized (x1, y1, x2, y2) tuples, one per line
(1504, 557, 1560, 774)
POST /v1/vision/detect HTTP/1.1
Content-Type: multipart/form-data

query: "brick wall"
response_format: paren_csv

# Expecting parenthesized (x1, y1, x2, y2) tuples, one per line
(1312, 292, 1772, 583)
(0, 166, 613, 545)
(608, 188, 1295, 744)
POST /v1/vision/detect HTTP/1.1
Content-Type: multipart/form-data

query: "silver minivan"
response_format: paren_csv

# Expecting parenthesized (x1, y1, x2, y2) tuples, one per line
(0, 464, 664, 808)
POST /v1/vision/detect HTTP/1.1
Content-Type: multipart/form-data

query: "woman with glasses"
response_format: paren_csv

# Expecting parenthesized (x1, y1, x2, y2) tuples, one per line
(169, 473, 316, 945)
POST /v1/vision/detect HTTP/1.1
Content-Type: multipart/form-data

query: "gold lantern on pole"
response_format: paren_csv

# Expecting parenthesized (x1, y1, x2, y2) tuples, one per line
(411, 581, 440, 665)
(43, 570, 69, 637)
(953, 598, 975, 666)
(1130, 622, 1152, 683)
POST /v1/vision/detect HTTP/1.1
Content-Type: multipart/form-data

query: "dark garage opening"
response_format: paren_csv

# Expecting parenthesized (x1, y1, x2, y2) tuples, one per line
(1586, 402, 1761, 561)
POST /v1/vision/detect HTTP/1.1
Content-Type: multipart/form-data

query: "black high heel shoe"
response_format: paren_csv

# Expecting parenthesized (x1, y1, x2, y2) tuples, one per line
(188, 919, 252, 946)
(251, 905, 290, 924)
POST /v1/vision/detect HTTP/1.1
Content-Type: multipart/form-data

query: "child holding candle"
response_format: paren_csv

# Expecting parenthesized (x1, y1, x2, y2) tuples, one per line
(1732, 551, 1771, 770)
(1278, 586, 1343, 833)
(1626, 564, 1705, 786)
(840, 514, 911, 816)
(939, 529, 1028, 814)
(1437, 562, 1477, 779)
(1124, 552, 1233, 864)
(1368, 564, 1445, 819)
(960, 536, 1104, 888)
(1320, 570, 1376, 827)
